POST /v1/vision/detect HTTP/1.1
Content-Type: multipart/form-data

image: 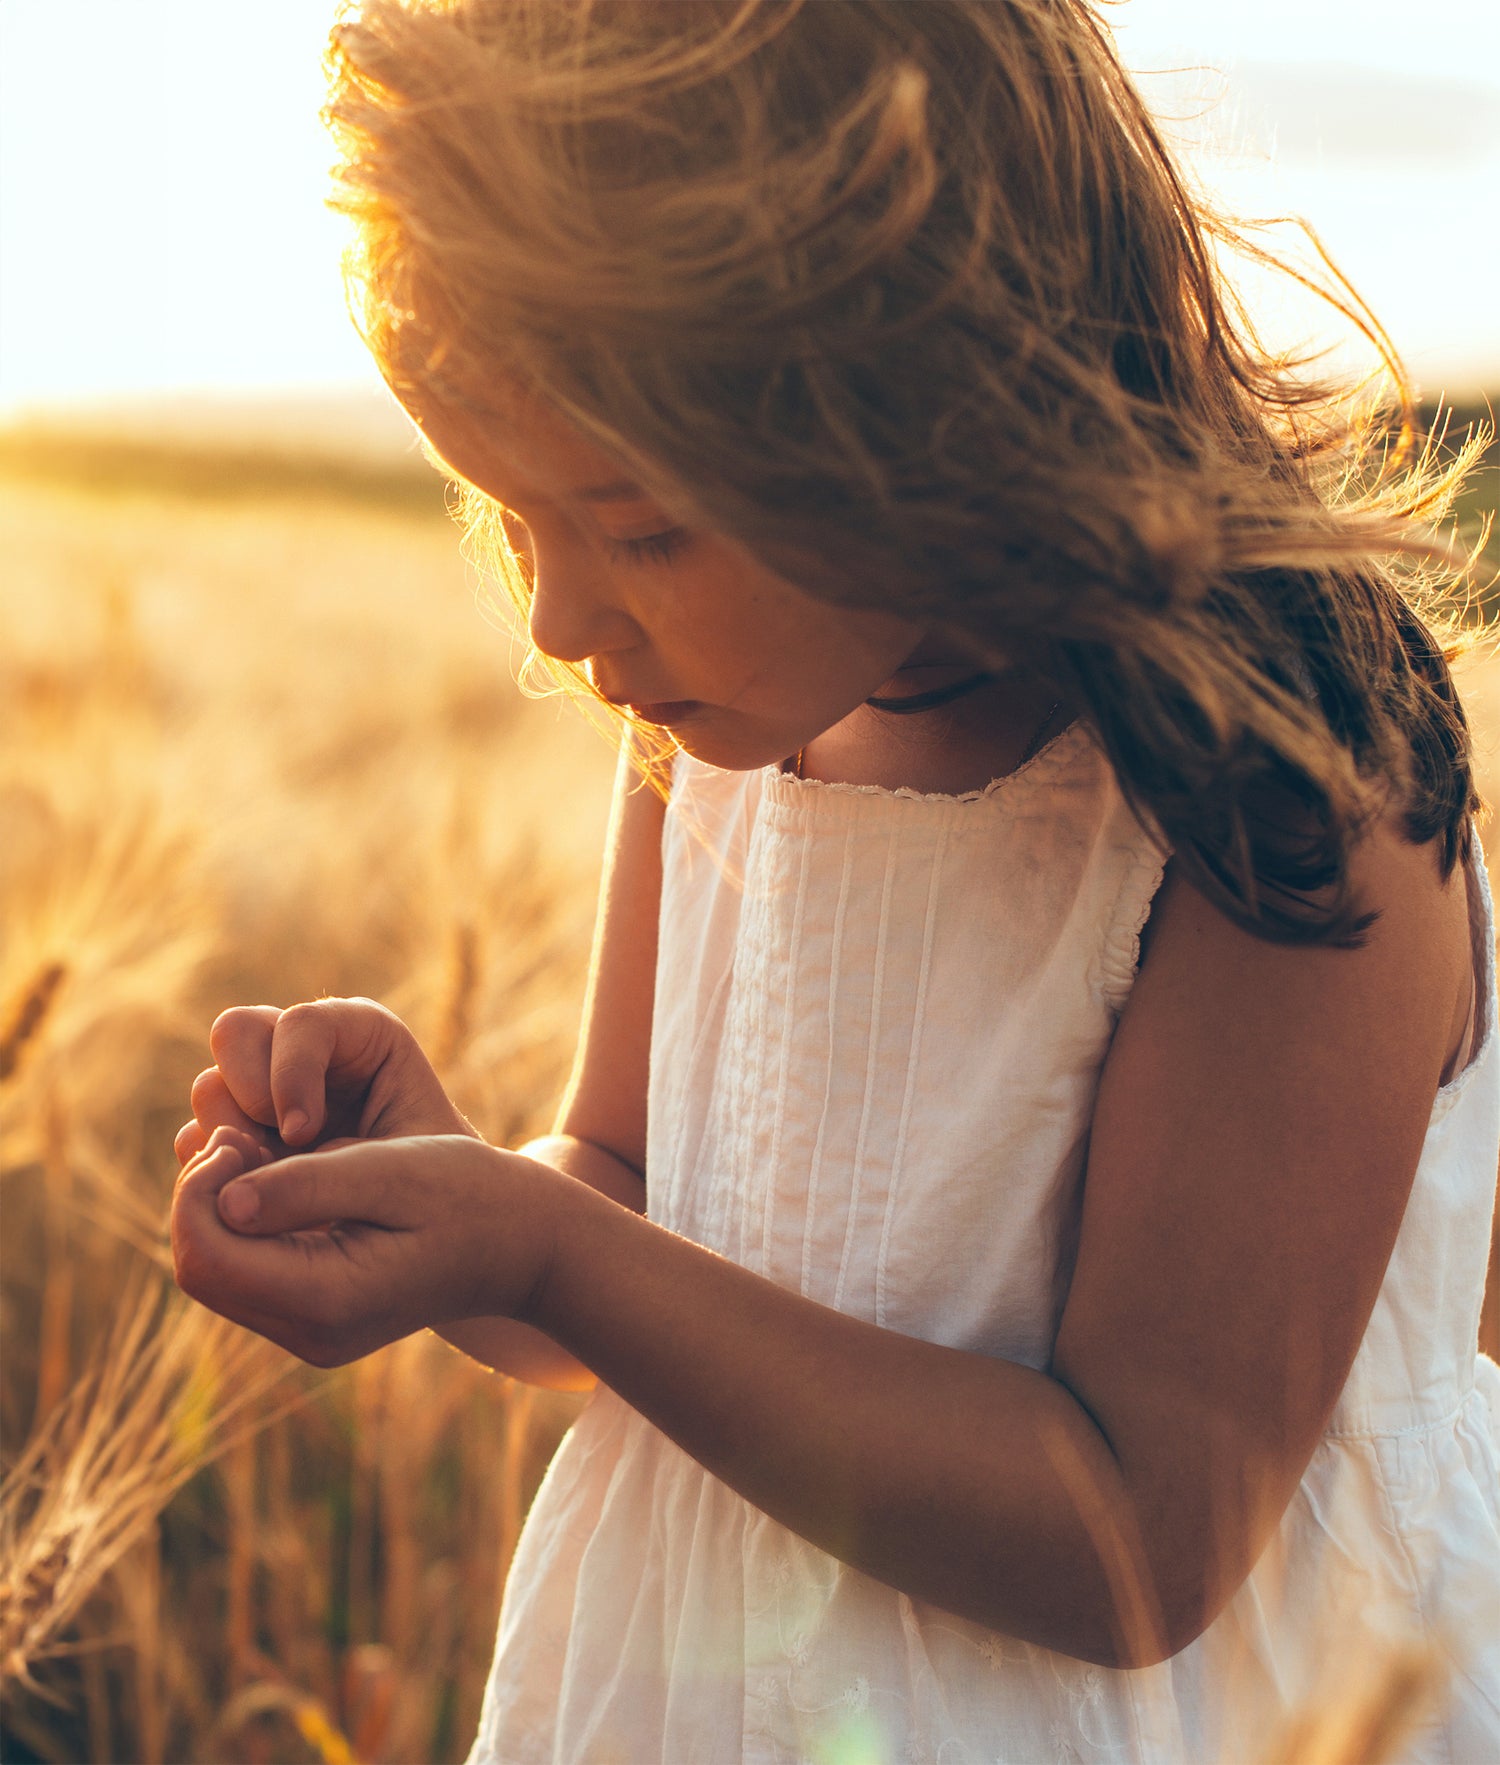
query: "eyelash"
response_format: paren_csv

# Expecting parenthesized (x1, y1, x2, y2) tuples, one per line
(607, 528, 690, 566)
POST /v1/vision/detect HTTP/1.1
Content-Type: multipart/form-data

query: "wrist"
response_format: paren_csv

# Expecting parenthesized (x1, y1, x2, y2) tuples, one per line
(480, 1148, 581, 1332)
(511, 1159, 618, 1342)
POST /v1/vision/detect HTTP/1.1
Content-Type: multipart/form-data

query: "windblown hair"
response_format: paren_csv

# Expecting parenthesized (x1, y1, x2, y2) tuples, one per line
(325, 0, 1489, 941)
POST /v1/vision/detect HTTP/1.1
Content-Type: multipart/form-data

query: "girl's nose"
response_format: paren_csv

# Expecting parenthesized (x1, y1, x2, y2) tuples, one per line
(524, 535, 639, 666)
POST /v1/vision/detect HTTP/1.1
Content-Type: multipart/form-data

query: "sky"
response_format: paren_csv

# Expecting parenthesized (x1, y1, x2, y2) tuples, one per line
(2, 0, 1498, 418)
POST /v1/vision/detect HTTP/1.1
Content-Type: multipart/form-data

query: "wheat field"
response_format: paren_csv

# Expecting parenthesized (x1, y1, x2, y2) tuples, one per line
(0, 418, 1496, 1763)
(0, 432, 616, 1763)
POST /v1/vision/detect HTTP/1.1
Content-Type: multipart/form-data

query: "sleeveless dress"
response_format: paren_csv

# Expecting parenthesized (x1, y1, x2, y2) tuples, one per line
(469, 726, 1500, 1764)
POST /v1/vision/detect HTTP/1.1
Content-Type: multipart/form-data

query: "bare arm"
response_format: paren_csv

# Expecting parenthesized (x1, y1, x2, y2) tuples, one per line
(512, 816, 1472, 1660)
(435, 735, 662, 1386)
(433, 1132, 642, 1387)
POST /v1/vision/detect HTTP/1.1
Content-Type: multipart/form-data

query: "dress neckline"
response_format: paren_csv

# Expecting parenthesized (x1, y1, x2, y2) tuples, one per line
(760, 717, 1088, 808)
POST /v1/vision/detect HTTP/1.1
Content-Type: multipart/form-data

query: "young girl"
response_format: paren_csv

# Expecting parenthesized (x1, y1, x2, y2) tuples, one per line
(171, 2, 1499, 1758)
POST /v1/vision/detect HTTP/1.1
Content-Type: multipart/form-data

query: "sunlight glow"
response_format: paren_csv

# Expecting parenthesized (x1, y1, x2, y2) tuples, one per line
(2, 0, 1496, 416)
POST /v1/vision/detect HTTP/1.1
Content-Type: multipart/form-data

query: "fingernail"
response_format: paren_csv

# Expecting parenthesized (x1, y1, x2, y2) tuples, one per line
(219, 1180, 260, 1227)
(280, 1109, 309, 1142)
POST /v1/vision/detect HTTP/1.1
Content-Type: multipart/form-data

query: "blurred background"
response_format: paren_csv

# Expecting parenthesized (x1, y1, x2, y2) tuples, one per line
(1, 3, 1496, 1760)
(4, 0, 1498, 414)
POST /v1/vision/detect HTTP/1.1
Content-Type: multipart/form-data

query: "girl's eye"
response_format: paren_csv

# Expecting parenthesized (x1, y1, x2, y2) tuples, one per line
(607, 528, 690, 566)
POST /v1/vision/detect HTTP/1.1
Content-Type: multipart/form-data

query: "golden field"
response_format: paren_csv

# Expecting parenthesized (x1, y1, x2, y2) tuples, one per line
(0, 430, 614, 1763)
(0, 414, 1496, 1763)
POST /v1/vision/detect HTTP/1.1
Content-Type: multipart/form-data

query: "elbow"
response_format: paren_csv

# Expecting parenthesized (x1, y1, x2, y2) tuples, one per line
(1088, 1610, 1211, 1672)
(1069, 1559, 1224, 1671)
(938, 1552, 1219, 1669)
(1060, 1602, 1214, 1672)
(1022, 1525, 1223, 1670)
(1037, 1448, 1242, 1669)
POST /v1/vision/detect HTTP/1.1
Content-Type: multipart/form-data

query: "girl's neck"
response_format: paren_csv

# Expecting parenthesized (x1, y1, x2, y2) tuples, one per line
(790, 668, 1070, 796)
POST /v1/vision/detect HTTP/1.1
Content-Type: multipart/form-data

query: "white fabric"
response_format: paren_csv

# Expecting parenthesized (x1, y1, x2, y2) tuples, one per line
(470, 726, 1500, 1764)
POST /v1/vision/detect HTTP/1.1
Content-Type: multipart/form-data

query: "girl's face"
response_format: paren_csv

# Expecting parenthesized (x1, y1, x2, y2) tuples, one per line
(401, 382, 928, 771)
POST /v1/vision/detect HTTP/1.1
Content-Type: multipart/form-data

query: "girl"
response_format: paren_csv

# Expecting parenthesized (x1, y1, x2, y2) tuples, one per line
(171, 2, 1500, 1759)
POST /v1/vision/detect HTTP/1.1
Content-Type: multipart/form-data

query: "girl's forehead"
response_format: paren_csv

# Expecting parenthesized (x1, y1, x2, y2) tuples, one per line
(400, 376, 657, 512)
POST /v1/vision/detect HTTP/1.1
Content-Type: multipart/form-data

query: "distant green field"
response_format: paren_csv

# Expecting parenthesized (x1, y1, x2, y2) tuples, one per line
(0, 424, 445, 518)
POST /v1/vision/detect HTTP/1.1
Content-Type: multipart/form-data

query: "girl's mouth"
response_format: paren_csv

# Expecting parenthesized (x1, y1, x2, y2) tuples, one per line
(625, 701, 701, 726)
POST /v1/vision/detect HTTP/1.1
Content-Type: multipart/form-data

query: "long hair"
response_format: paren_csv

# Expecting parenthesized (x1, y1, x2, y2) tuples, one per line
(325, 0, 1489, 941)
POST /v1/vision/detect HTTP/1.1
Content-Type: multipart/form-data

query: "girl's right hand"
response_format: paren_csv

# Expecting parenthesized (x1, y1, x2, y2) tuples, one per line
(173, 999, 476, 1168)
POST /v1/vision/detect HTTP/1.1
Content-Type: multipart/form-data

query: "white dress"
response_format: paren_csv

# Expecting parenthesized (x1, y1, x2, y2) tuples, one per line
(470, 727, 1500, 1764)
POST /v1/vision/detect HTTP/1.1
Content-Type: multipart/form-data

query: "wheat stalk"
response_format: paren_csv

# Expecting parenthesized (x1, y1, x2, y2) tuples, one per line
(212, 1680, 359, 1765)
(0, 959, 66, 1086)
(0, 1278, 294, 1685)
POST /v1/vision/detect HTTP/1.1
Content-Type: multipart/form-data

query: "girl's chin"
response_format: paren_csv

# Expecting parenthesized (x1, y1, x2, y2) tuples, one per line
(620, 699, 821, 773)
(655, 720, 795, 776)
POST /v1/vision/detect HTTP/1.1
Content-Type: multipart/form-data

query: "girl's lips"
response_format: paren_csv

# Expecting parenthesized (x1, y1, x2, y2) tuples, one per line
(625, 701, 701, 726)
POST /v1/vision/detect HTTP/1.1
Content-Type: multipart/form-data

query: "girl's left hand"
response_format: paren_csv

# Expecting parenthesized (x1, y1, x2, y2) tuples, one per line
(170, 1126, 559, 1366)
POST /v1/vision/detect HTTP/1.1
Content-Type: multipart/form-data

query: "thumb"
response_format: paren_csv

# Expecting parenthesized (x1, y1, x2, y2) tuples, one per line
(217, 1138, 418, 1235)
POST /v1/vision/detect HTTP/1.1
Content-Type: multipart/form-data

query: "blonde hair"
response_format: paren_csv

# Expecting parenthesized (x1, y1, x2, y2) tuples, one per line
(325, 0, 1489, 941)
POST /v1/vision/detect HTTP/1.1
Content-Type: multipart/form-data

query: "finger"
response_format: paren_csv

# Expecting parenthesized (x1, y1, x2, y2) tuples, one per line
(175, 1117, 209, 1165)
(171, 1152, 358, 1358)
(209, 1006, 282, 1127)
(178, 1123, 270, 1187)
(179, 1129, 358, 1189)
(214, 1136, 434, 1236)
(189, 1067, 275, 1147)
(268, 998, 402, 1147)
